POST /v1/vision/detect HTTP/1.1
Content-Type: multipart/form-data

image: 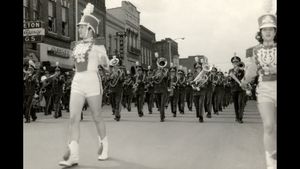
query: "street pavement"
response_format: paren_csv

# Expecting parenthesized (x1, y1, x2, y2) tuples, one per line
(24, 100, 266, 169)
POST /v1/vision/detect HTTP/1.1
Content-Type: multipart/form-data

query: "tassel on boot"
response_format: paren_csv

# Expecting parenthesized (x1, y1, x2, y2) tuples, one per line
(59, 141, 79, 167)
(98, 136, 108, 160)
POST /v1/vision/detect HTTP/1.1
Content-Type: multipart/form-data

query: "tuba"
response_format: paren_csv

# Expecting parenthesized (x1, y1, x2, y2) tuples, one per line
(237, 61, 245, 69)
(109, 69, 123, 87)
(153, 57, 168, 84)
(193, 63, 211, 84)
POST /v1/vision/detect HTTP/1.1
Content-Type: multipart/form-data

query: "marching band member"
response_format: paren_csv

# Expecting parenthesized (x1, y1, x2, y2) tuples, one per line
(59, 3, 110, 166)
(215, 71, 225, 113)
(145, 66, 155, 114)
(52, 65, 65, 118)
(223, 72, 232, 108)
(228, 55, 247, 123)
(204, 66, 217, 118)
(153, 57, 169, 122)
(168, 65, 179, 117)
(177, 68, 186, 114)
(192, 61, 208, 123)
(133, 63, 145, 117)
(42, 69, 54, 115)
(23, 65, 39, 123)
(62, 71, 73, 112)
(108, 56, 124, 121)
(240, 12, 277, 169)
(122, 70, 134, 112)
(185, 69, 194, 111)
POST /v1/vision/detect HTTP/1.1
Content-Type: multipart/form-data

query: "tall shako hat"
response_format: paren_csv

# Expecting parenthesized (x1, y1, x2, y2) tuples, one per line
(77, 3, 100, 34)
(259, 0, 277, 29)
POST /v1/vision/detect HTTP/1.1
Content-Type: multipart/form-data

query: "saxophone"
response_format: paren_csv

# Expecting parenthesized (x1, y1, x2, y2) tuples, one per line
(132, 73, 145, 93)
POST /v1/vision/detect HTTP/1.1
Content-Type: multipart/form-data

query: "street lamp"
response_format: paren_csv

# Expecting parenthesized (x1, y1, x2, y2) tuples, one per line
(168, 37, 185, 67)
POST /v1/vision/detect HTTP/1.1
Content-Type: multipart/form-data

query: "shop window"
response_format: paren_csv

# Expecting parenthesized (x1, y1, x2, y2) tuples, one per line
(32, 0, 39, 20)
(23, 0, 29, 21)
(62, 7, 69, 36)
(48, 0, 56, 33)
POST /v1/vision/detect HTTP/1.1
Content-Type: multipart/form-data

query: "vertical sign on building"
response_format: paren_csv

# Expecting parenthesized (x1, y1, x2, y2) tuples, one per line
(116, 32, 126, 60)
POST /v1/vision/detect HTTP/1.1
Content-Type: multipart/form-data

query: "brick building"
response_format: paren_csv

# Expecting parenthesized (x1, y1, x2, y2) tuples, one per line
(105, 12, 125, 60)
(179, 55, 208, 73)
(107, 1, 141, 70)
(23, 0, 106, 70)
(154, 38, 179, 68)
(140, 25, 156, 69)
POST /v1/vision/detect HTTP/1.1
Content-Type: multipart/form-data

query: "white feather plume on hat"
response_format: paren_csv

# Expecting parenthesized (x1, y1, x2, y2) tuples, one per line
(195, 56, 199, 63)
(83, 3, 94, 15)
(262, 0, 276, 14)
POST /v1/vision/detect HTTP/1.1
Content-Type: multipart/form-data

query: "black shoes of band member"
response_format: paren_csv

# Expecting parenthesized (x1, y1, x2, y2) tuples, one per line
(160, 118, 165, 122)
(149, 111, 152, 114)
(180, 112, 184, 114)
(32, 117, 37, 122)
(206, 114, 212, 118)
(239, 119, 244, 123)
(114, 116, 120, 121)
(199, 117, 204, 123)
(138, 113, 144, 117)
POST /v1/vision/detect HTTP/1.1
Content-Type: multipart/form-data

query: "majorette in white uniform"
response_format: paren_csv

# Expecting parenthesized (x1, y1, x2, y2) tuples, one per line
(59, 3, 109, 167)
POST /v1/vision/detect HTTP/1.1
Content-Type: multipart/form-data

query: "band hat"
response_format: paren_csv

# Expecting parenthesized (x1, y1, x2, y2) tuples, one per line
(178, 70, 184, 74)
(194, 62, 202, 69)
(77, 3, 100, 34)
(258, 14, 276, 29)
(231, 56, 241, 63)
(170, 67, 176, 72)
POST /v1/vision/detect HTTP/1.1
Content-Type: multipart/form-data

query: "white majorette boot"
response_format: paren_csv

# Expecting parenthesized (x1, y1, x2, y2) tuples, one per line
(265, 151, 277, 169)
(98, 136, 108, 160)
(59, 141, 79, 167)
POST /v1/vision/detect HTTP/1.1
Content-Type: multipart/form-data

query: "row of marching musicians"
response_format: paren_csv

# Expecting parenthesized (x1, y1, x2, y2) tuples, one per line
(100, 55, 256, 123)
(23, 61, 73, 123)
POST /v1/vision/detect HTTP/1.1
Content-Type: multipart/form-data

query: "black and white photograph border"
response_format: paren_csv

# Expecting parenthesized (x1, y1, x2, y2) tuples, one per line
(23, 0, 277, 169)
